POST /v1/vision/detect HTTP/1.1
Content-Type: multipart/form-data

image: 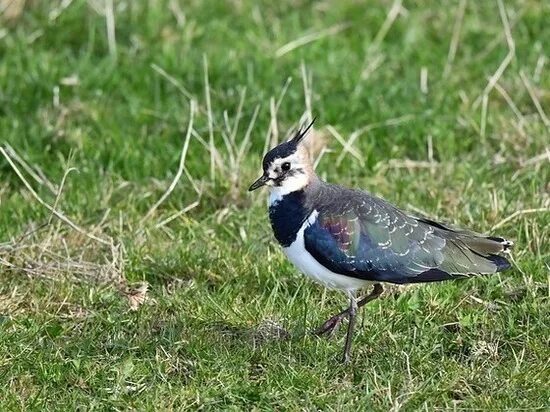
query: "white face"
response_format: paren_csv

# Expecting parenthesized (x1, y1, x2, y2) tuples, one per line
(249, 126, 316, 198)
(265, 151, 311, 203)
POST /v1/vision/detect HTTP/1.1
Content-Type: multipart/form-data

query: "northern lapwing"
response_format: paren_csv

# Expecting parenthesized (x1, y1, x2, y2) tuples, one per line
(249, 118, 513, 362)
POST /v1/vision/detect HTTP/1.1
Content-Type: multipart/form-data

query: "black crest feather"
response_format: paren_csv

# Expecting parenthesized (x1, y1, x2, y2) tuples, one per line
(291, 117, 316, 145)
(261, 117, 317, 171)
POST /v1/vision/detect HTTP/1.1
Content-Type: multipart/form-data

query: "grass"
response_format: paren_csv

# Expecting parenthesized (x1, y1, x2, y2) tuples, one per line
(0, 0, 549, 409)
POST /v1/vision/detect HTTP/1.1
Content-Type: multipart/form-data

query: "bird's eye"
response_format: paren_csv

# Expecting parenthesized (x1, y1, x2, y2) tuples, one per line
(281, 162, 291, 171)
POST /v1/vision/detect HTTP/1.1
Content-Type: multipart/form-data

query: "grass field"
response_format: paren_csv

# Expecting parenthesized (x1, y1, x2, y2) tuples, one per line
(1, 0, 549, 409)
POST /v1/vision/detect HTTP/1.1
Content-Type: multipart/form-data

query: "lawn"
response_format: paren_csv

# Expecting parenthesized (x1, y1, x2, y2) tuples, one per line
(0, 0, 549, 410)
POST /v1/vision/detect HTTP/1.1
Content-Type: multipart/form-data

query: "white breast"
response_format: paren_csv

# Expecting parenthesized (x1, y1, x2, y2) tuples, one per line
(283, 210, 371, 291)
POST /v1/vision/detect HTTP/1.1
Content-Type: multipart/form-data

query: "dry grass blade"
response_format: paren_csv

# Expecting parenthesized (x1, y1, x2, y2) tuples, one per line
(491, 208, 550, 231)
(313, 146, 334, 170)
(326, 125, 365, 166)
(49, 0, 75, 21)
(237, 105, 260, 165)
(420, 67, 428, 94)
(480, 93, 489, 139)
(49, 167, 77, 225)
(168, 0, 185, 27)
(520, 149, 550, 167)
(360, 53, 385, 81)
(155, 200, 200, 229)
(396, 160, 436, 170)
(263, 78, 293, 154)
(519, 70, 550, 130)
(443, 0, 467, 78)
(151, 63, 194, 100)
(263, 98, 279, 153)
(473, 7, 523, 62)
(0, 250, 115, 283)
(275, 23, 350, 58)
(220, 127, 236, 167)
(191, 129, 224, 170)
(203, 55, 215, 181)
(377, 159, 439, 172)
(0, 146, 112, 246)
(105, 0, 116, 58)
(351, 114, 418, 138)
(275, 77, 292, 111)
(182, 165, 202, 197)
(301, 62, 313, 123)
(473, 0, 515, 109)
(355, 0, 403, 91)
(142, 100, 196, 222)
(230, 87, 247, 148)
(494, 81, 525, 124)
(334, 114, 418, 166)
(369, 0, 404, 53)
(533, 55, 545, 83)
(221, 88, 255, 170)
(3, 143, 57, 194)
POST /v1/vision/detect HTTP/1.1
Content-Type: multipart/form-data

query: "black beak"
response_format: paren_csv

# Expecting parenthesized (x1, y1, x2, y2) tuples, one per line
(249, 174, 269, 191)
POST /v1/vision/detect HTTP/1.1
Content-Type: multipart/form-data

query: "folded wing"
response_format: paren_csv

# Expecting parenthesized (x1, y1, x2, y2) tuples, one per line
(303, 192, 511, 284)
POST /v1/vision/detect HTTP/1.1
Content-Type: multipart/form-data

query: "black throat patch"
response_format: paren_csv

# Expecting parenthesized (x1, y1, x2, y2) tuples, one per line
(268, 190, 311, 247)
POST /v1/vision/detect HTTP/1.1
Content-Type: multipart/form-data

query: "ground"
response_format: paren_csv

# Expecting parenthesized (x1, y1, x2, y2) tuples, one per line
(0, 0, 549, 410)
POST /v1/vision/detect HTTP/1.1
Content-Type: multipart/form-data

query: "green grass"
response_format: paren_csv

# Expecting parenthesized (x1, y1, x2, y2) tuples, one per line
(1, 0, 549, 409)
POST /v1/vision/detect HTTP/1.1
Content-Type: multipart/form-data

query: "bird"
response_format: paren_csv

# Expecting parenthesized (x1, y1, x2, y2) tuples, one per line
(248, 118, 513, 363)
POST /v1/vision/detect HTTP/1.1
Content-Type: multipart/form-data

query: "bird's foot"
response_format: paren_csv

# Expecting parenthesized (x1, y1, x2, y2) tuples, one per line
(314, 311, 348, 337)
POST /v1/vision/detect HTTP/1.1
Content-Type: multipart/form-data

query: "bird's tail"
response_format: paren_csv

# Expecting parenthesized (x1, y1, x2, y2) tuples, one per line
(404, 237, 513, 284)
(417, 217, 514, 274)
(458, 235, 513, 272)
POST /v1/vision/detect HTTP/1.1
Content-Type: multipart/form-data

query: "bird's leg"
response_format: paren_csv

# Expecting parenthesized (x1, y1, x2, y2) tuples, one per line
(314, 283, 383, 336)
(342, 291, 358, 363)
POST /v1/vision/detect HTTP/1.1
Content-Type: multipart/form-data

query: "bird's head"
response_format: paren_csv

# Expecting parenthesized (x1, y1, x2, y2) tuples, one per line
(249, 118, 316, 196)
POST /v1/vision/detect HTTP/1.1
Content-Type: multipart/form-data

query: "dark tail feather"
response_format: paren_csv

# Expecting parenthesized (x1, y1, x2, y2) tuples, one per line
(486, 253, 511, 271)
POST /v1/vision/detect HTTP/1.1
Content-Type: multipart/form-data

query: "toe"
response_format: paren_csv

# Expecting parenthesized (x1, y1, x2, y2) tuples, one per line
(314, 314, 345, 336)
